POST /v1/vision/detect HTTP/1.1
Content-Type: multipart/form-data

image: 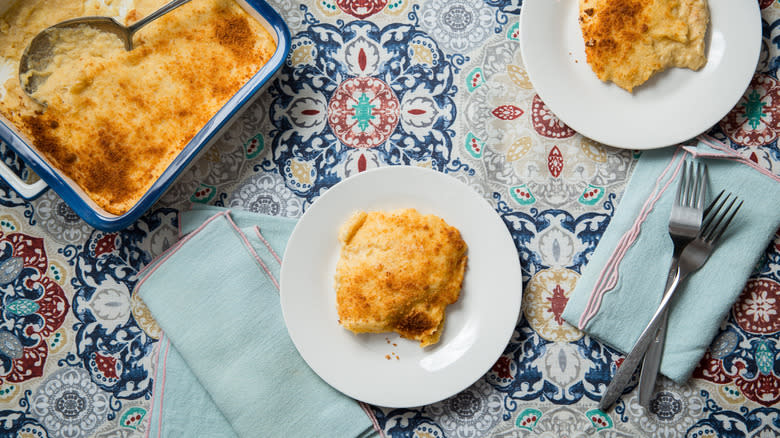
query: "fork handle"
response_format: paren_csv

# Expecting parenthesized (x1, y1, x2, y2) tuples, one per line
(599, 267, 683, 411)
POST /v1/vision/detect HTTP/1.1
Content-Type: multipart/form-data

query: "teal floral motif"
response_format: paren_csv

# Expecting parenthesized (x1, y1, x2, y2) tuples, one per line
(743, 89, 767, 130)
(756, 340, 773, 375)
(5, 298, 39, 316)
(466, 68, 485, 92)
(510, 184, 535, 205)
(243, 134, 264, 159)
(578, 184, 605, 206)
(190, 183, 217, 204)
(352, 93, 376, 131)
(119, 407, 146, 430)
(506, 21, 519, 40)
(720, 73, 780, 146)
(515, 408, 541, 430)
(465, 132, 485, 158)
(585, 409, 612, 431)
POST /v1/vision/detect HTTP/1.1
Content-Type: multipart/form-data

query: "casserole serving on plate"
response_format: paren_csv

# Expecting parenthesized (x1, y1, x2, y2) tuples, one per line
(0, 0, 290, 231)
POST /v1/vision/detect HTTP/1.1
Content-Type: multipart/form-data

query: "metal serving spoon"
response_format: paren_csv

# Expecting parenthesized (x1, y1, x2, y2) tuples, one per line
(18, 0, 192, 102)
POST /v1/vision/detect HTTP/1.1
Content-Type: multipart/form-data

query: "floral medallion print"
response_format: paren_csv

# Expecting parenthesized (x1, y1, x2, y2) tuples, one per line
(71, 210, 177, 401)
(523, 268, 582, 342)
(531, 95, 576, 139)
(488, 405, 634, 437)
(622, 379, 707, 437)
(425, 379, 504, 438)
(31, 367, 110, 437)
(0, 231, 69, 385)
(693, 328, 780, 407)
(268, 20, 456, 203)
(459, 36, 635, 211)
(0, 3, 777, 438)
(418, 0, 496, 53)
(734, 278, 780, 334)
(31, 190, 94, 245)
(720, 74, 780, 147)
(227, 171, 303, 217)
(328, 76, 400, 148)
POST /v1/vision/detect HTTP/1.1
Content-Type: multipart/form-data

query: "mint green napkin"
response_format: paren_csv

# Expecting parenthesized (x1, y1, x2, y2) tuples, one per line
(562, 136, 780, 383)
(136, 207, 380, 437)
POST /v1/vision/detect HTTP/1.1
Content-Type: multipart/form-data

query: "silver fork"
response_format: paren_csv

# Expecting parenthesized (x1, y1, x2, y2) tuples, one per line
(638, 161, 707, 406)
(599, 191, 743, 411)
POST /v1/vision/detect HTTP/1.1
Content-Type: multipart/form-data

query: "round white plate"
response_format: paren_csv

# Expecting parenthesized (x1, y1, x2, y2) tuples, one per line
(280, 166, 523, 408)
(520, 0, 762, 150)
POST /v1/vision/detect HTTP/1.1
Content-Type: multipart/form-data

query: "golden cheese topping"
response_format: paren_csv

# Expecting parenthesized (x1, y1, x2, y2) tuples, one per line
(0, 0, 276, 214)
(579, 0, 709, 92)
(335, 208, 468, 348)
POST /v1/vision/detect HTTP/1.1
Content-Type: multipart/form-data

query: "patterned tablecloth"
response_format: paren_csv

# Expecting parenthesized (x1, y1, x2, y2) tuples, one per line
(1, 0, 780, 437)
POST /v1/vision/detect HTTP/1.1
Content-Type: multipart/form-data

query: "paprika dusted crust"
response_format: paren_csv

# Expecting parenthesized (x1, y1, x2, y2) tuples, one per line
(579, 0, 709, 92)
(0, 0, 276, 214)
(335, 208, 468, 347)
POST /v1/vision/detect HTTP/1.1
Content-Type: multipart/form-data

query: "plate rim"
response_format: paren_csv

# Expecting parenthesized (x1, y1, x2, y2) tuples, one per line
(279, 165, 523, 407)
(519, 0, 762, 150)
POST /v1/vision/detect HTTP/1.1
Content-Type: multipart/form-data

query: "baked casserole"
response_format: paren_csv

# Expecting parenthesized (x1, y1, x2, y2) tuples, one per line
(335, 209, 468, 347)
(0, 0, 276, 215)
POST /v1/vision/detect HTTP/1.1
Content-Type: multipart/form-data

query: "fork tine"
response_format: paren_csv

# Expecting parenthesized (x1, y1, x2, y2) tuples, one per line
(694, 162, 707, 210)
(707, 199, 743, 243)
(676, 161, 688, 207)
(685, 161, 697, 207)
(701, 192, 731, 237)
(703, 189, 725, 217)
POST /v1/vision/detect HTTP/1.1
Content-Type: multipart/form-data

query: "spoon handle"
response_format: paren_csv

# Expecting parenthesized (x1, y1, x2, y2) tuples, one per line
(127, 0, 193, 35)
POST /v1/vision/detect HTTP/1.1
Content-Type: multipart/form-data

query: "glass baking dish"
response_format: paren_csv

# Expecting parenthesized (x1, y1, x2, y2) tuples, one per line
(0, 0, 290, 231)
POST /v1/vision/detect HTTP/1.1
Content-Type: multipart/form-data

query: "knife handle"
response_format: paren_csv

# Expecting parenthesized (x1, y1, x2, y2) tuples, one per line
(637, 260, 679, 407)
(599, 267, 682, 411)
(638, 311, 667, 406)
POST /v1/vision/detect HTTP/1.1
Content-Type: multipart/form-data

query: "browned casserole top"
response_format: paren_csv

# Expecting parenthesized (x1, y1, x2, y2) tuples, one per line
(335, 209, 468, 347)
(0, 0, 276, 214)
(579, 0, 708, 92)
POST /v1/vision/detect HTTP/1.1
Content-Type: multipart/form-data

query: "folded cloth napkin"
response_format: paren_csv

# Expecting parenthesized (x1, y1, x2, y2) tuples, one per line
(135, 206, 381, 437)
(561, 135, 780, 384)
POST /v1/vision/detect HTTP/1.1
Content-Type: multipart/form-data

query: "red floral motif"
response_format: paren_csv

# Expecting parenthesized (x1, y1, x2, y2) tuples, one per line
(693, 350, 780, 406)
(491, 356, 513, 379)
(548, 146, 564, 178)
(760, 0, 773, 8)
(94, 233, 118, 257)
(7, 342, 48, 383)
(336, 0, 387, 19)
(531, 95, 576, 139)
(720, 74, 780, 146)
(734, 279, 780, 334)
(693, 351, 733, 384)
(0, 232, 69, 385)
(96, 354, 119, 379)
(492, 105, 524, 121)
(546, 284, 568, 325)
(328, 77, 400, 149)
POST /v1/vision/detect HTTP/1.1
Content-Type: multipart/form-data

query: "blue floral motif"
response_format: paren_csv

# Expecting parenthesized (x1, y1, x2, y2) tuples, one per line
(0, 144, 35, 210)
(268, 21, 457, 205)
(686, 406, 780, 437)
(0, 408, 48, 437)
(496, 198, 613, 278)
(70, 209, 176, 400)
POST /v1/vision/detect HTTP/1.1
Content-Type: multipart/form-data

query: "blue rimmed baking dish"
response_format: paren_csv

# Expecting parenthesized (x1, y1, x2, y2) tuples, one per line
(0, 0, 290, 231)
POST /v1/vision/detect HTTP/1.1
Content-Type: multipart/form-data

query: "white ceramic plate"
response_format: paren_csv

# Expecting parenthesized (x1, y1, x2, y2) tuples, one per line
(520, 0, 762, 150)
(280, 166, 523, 408)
